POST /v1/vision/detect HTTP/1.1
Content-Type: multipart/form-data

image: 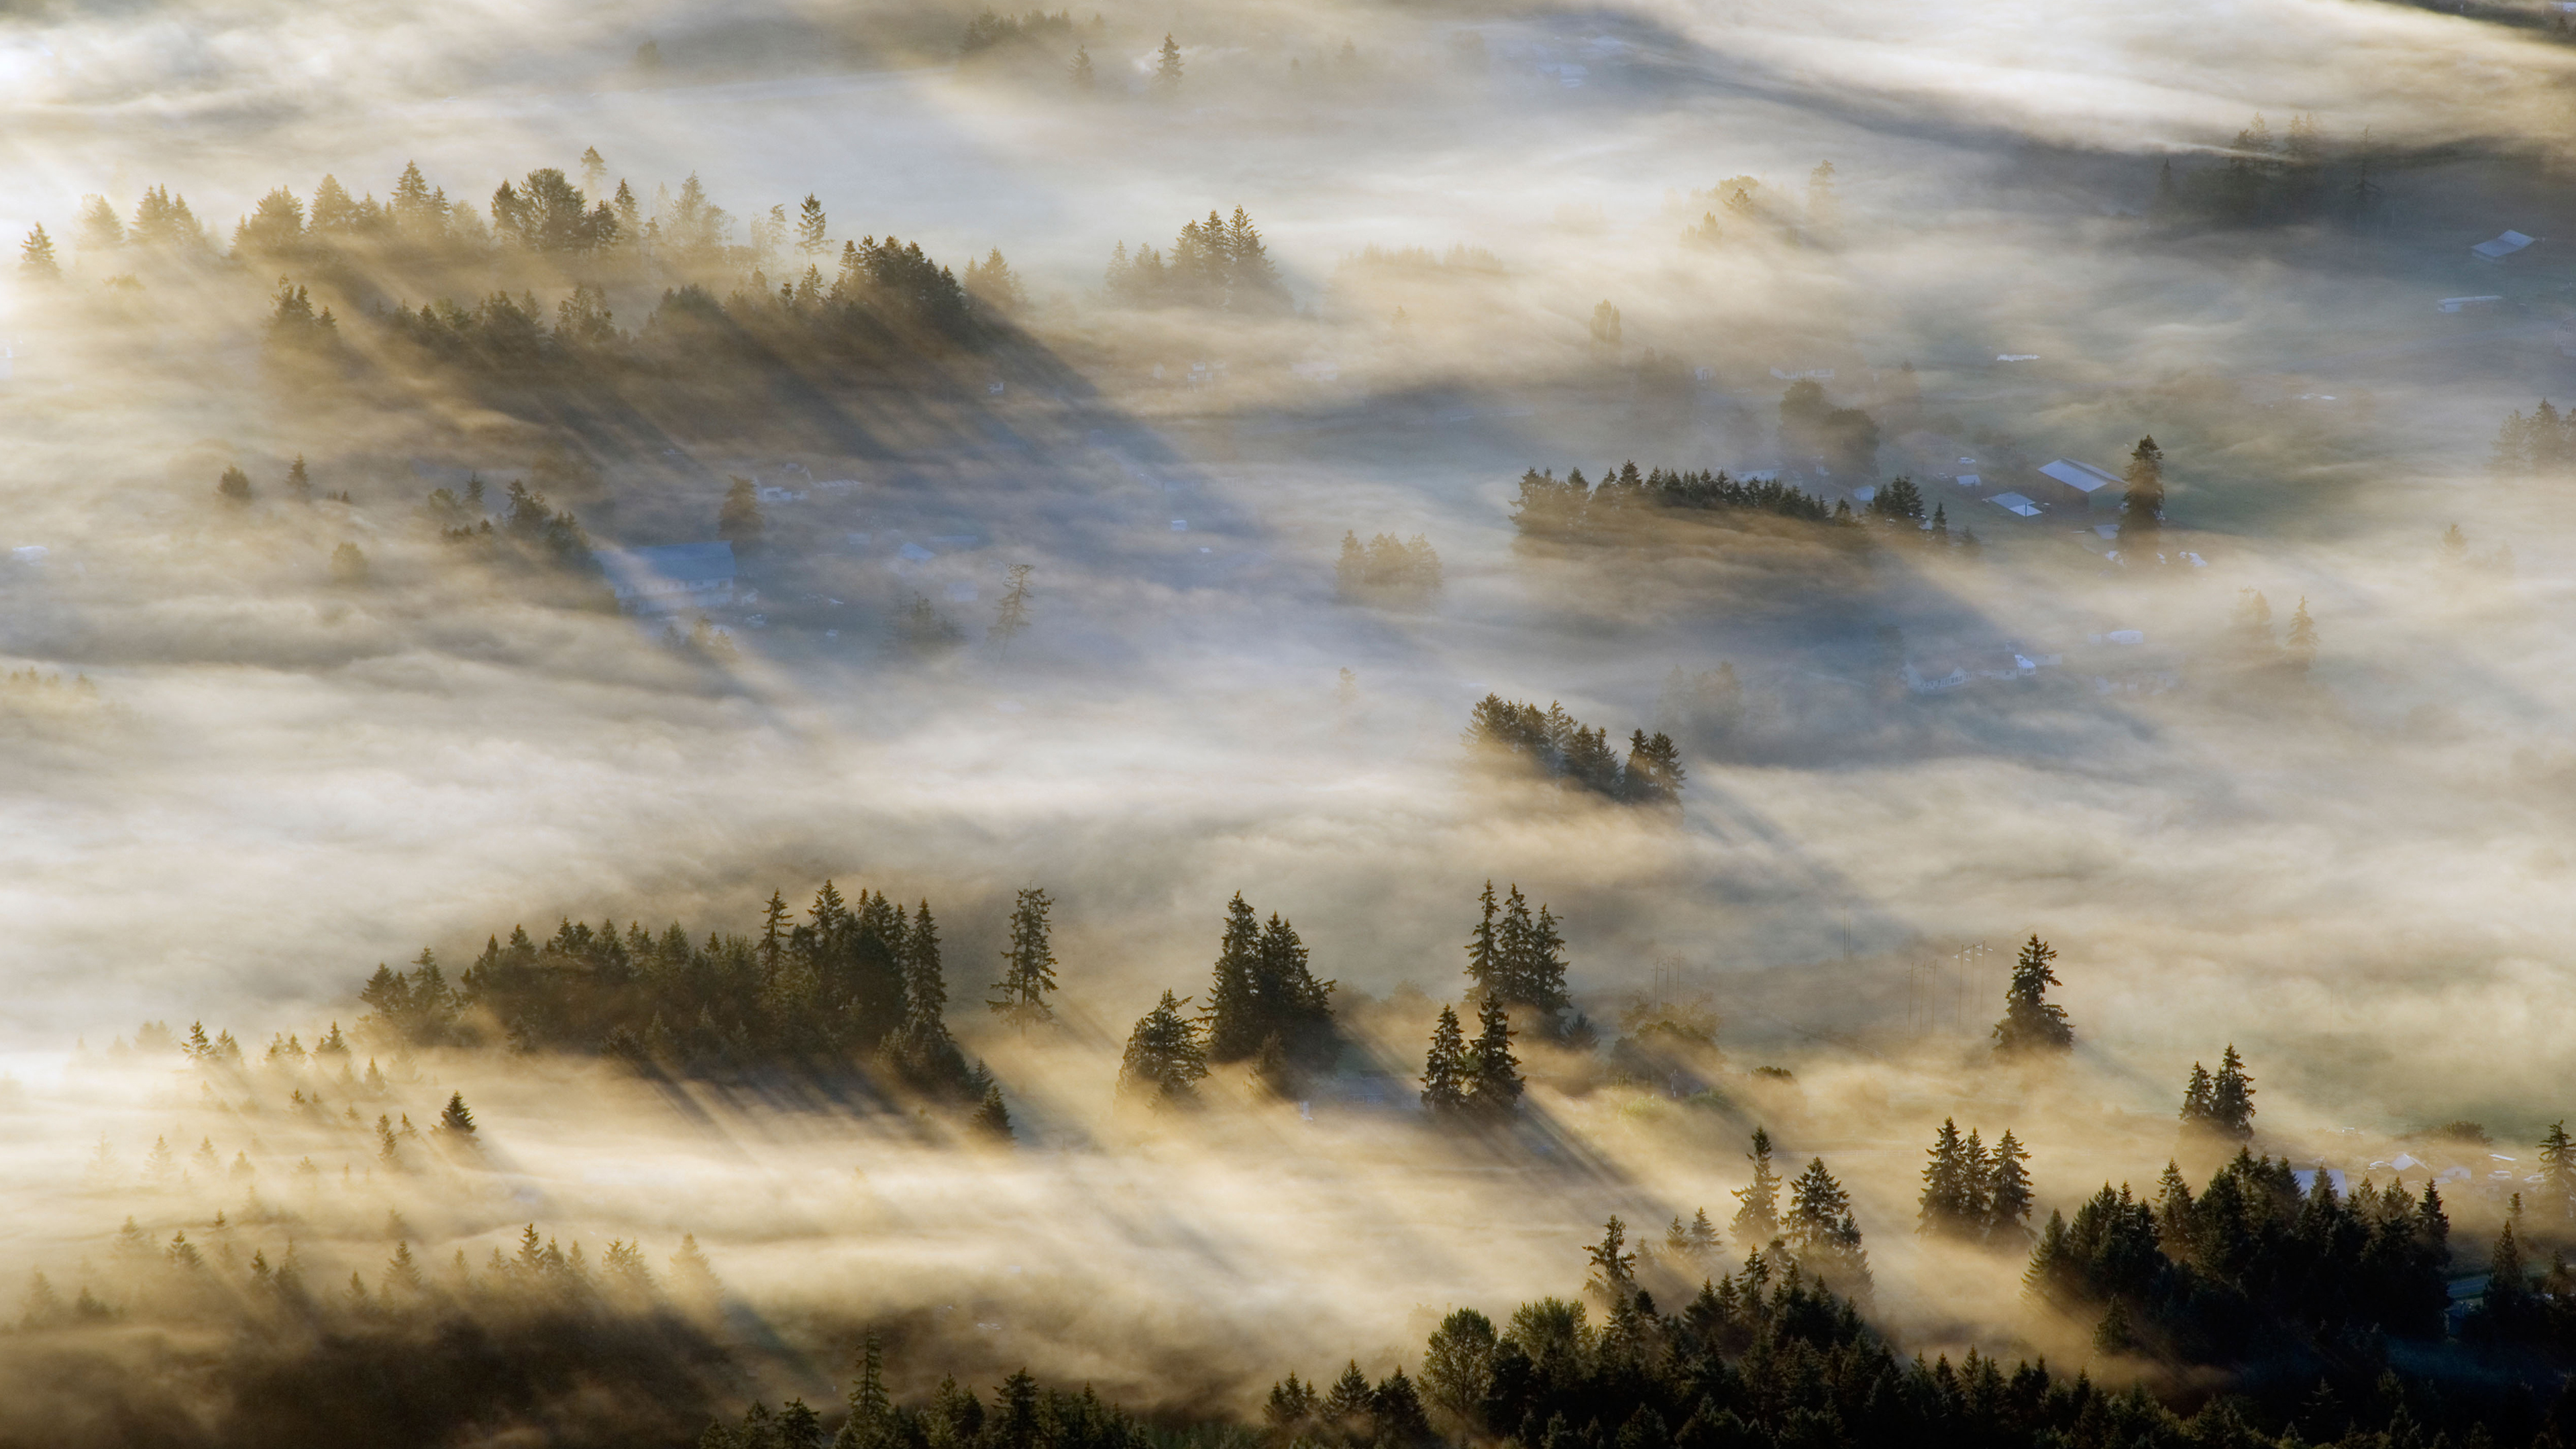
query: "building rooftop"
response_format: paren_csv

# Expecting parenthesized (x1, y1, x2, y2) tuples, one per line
(2037, 459, 2121, 494)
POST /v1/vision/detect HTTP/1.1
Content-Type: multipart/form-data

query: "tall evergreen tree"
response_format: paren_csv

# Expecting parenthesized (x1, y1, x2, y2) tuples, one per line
(1992, 935, 2074, 1055)
(1463, 881, 1501, 1000)
(988, 564, 1034, 651)
(1988, 1130, 2034, 1240)
(1421, 1004, 1467, 1115)
(19, 223, 58, 279)
(1918, 1118, 1974, 1237)
(796, 194, 828, 258)
(2118, 435, 2164, 545)
(1118, 991, 1208, 1108)
(1464, 998, 1521, 1119)
(2284, 597, 2318, 675)
(1731, 1127, 1783, 1244)
(1786, 1157, 1870, 1291)
(988, 888, 1059, 1031)
(1205, 893, 1266, 1061)
(2540, 1121, 2576, 1220)
(2209, 1045, 2256, 1139)
(1070, 45, 1097, 91)
(1155, 34, 1184, 91)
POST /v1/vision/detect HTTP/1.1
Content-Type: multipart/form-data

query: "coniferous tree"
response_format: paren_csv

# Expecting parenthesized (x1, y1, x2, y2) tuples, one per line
(1070, 45, 1097, 91)
(2540, 1120, 2576, 1221)
(988, 887, 1059, 1031)
(1464, 997, 1521, 1119)
(1155, 34, 1183, 91)
(1205, 893, 1265, 1061)
(1731, 1127, 1783, 1243)
(1786, 1157, 1869, 1291)
(1421, 1004, 1468, 1115)
(796, 194, 828, 258)
(1462, 881, 1502, 1000)
(2209, 1045, 2255, 1139)
(1118, 990, 1209, 1108)
(1918, 1118, 1974, 1237)
(1987, 1130, 2035, 1240)
(217, 466, 254, 504)
(2284, 597, 2318, 676)
(2118, 435, 2165, 545)
(1992, 935, 2074, 1055)
(437, 1091, 476, 1138)
(973, 1084, 1012, 1141)
(718, 476, 764, 550)
(19, 223, 58, 280)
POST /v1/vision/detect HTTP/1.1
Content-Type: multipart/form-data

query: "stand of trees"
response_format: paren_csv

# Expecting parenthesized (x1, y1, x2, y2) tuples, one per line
(1464, 696, 1684, 808)
(345, 882, 1000, 1102)
(1334, 531, 1442, 604)
(1511, 462, 1841, 545)
(1102, 208, 1291, 311)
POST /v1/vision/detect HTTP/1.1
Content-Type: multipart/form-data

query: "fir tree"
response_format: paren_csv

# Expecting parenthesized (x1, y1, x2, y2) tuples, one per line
(718, 476, 765, 549)
(1463, 880, 1502, 1000)
(217, 466, 254, 504)
(2284, 597, 2318, 675)
(1919, 1118, 1975, 1237)
(1731, 1127, 1783, 1243)
(1991, 935, 2074, 1055)
(1987, 1130, 2035, 1240)
(1071, 45, 1097, 91)
(19, 223, 58, 280)
(988, 887, 1059, 1031)
(2179, 1062, 2216, 1129)
(796, 194, 828, 258)
(2540, 1120, 2576, 1220)
(1421, 1004, 1468, 1115)
(438, 1091, 476, 1138)
(973, 1084, 1012, 1141)
(1786, 1157, 1868, 1290)
(1464, 996, 1521, 1119)
(1118, 990, 1209, 1108)
(1585, 1215, 1639, 1299)
(2118, 436, 2165, 545)
(1155, 34, 1184, 91)
(1205, 892, 1265, 1061)
(2209, 1044, 2256, 1138)
(286, 455, 311, 501)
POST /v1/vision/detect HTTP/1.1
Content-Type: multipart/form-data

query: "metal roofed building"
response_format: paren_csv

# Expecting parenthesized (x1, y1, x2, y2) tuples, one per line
(1987, 492, 2043, 518)
(2030, 458, 2122, 511)
(593, 541, 737, 613)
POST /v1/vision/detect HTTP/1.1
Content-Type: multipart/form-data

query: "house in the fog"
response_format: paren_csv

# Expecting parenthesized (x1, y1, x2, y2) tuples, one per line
(593, 541, 737, 613)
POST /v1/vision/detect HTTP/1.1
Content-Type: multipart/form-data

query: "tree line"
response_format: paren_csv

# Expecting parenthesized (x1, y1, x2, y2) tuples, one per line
(1464, 695, 1685, 808)
(1102, 207, 1291, 311)
(1335, 531, 1443, 604)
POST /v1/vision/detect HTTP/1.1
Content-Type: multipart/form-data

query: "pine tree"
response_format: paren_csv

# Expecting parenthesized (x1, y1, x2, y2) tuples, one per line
(1421, 1004, 1468, 1114)
(2118, 436, 2165, 545)
(1731, 1127, 1782, 1243)
(2180, 1061, 2218, 1128)
(2284, 597, 2318, 675)
(19, 223, 58, 280)
(1071, 45, 1097, 91)
(1464, 997, 1521, 1119)
(1118, 990, 1209, 1108)
(1987, 1130, 2034, 1241)
(2540, 1121, 2576, 1220)
(796, 194, 828, 258)
(972, 1084, 1012, 1141)
(988, 887, 1059, 1031)
(718, 476, 765, 549)
(1918, 1118, 1971, 1236)
(988, 564, 1034, 651)
(1205, 892, 1265, 1061)
(217, 466, 254, 504)
(286, 455, 311, 500)
(1786, 1157, 1868, 1290)
(1155, 34, 1184, 91)
(438, 1091, 476, 1138)
(1463, 880, 1502, 1000)
(759, 890, 790, 970)
(1991, 935, 2074, 1055)
(1586, 1215, 1639, 1298)
(2209, 1044, 2256, 1138)
(838, 1334, 893, 1448)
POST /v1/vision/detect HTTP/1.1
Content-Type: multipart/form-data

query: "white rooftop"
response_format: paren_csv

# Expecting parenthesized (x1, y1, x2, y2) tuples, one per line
(2038, 459, 2121, 494)
(1988, 492, 2042, 517)
(2471, 230, 2536, 260)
